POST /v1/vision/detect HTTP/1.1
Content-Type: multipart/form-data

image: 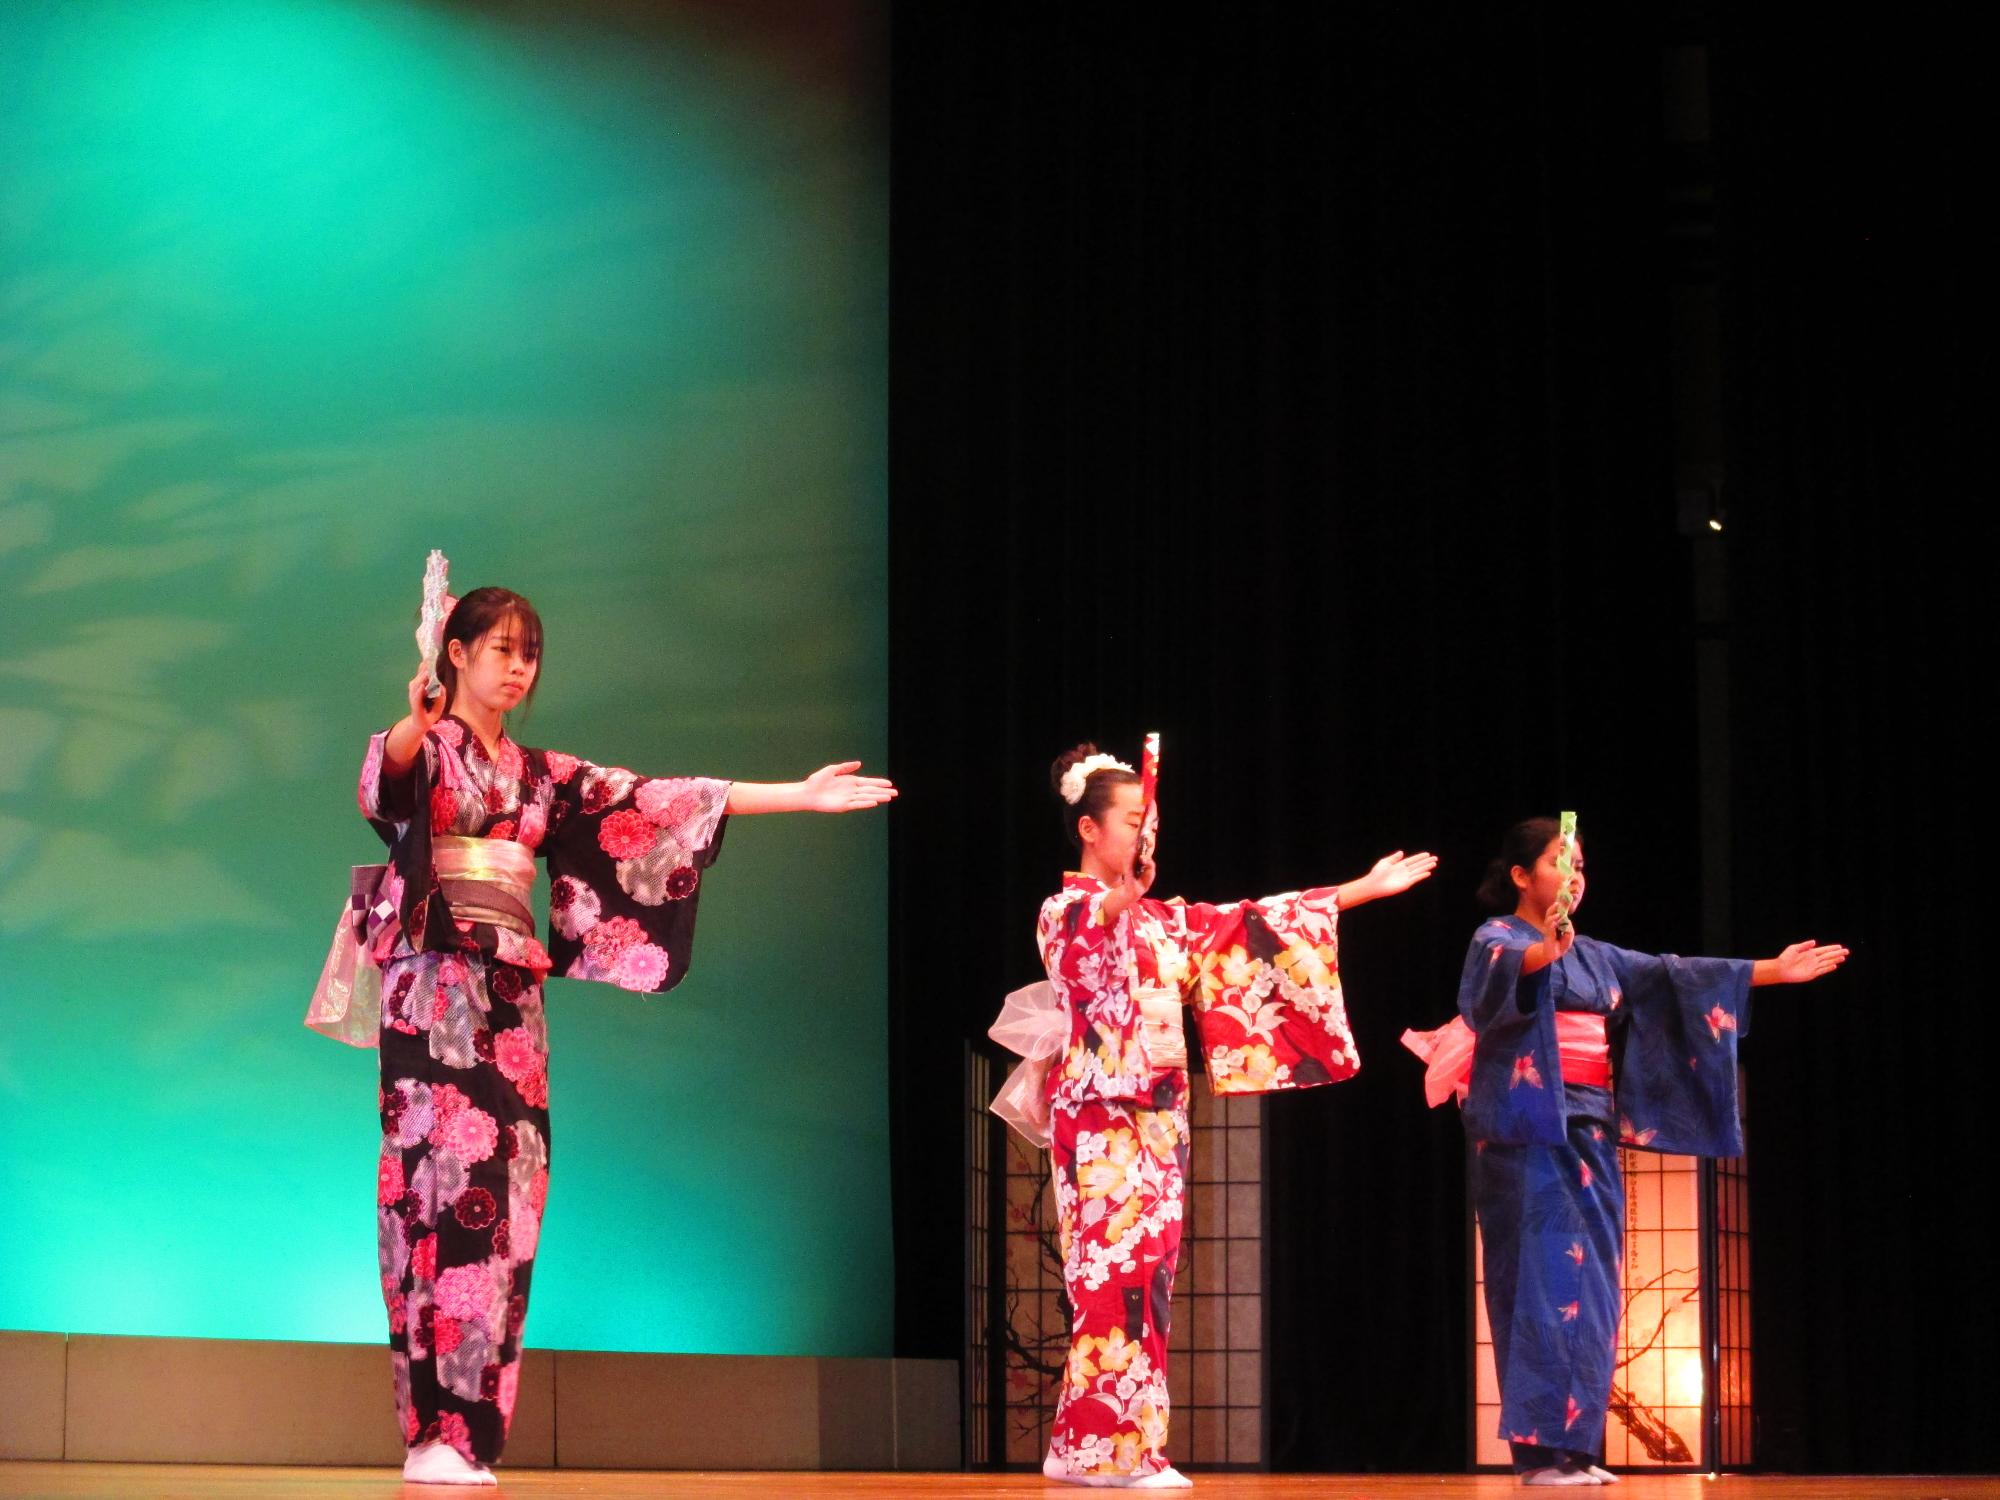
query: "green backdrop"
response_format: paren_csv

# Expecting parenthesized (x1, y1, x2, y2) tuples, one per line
(0, 0, 889, 1356)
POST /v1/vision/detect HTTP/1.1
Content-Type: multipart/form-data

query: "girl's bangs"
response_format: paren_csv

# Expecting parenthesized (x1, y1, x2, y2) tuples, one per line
(492, 603, 544, 660)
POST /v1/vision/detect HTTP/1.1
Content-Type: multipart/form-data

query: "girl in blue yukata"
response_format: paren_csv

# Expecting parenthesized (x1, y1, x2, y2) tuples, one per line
(1405, 818, 1846, 1487)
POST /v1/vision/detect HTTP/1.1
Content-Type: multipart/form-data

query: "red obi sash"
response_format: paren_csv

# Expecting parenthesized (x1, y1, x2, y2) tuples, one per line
(1553, 1011, 1610, 1089)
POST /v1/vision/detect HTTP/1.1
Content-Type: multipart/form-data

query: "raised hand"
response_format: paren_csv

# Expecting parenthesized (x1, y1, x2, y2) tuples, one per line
(1765, 939, 1850, 985)
(1101, 845, 1157, 923)
(1130, 848, 1157, 898)
(1367, 849, 1439, 899)
(1337, 850, 1440, 910)
(800, 761, 899, 814)
(1541, 898, 1579, 961)
(381, 666, 449, 774)
(1133, 802, 1160, 881)
(406, 668, 447, 734)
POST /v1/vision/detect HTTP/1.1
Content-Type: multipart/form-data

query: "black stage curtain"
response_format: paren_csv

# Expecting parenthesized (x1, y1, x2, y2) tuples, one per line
(1703, 21, 1989, 1475)
(888, 6, 1989, 1473)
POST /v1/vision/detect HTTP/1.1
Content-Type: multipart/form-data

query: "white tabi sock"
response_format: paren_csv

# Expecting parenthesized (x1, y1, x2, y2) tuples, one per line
(1519, 1466, 1600, 1487)
(402, 1440, 498, 1486)
(1043, 1453, 1193, 1488)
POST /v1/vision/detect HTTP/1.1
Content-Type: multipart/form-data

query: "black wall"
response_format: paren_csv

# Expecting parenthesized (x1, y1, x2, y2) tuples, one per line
(888, 7, 1989, 1473)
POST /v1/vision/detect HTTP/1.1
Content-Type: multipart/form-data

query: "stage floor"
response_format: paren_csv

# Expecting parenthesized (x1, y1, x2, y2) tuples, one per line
(3, 1468, 1997, 1500)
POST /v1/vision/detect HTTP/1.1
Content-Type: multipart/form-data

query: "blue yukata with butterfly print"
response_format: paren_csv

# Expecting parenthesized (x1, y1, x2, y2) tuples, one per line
(1458, 915, 1750, 1468)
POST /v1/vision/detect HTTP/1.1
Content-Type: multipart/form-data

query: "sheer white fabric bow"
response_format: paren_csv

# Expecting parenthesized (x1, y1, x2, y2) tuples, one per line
(988, 981, 1066, 1147)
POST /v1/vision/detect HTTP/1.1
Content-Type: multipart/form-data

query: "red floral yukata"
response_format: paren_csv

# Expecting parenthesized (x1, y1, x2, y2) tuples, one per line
(358, 714, 729, 1466)
(1037, 872, 1356, 1480)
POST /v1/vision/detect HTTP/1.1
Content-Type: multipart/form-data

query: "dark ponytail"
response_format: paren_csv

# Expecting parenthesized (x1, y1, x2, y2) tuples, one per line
(1050, 742, 1141, 850)
(1475, 816, 1561, 911)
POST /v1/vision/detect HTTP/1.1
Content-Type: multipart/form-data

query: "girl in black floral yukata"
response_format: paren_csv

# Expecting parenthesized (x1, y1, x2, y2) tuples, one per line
(353, 586, 893, 1487)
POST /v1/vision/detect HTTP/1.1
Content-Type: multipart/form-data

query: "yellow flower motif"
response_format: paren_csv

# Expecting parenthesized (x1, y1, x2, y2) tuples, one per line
(1068, 1327, 1141, 1391)
(1275, 940, 1332, 987)
(1095, 1034, 1150, 1080)
(1077, 1128, 1139, 1200)
(1136, 1399, 1170, 1453)
(1065, 1342, 1098, 1392)
(1194, 945, 1259, 1001)
(1220, 947, 1259, 989)
(1190, 949, 1228, 1001)
(1211, 1043, 1284, 1092)
(1240, 1044, 1283, 1088)
(1106, 1430, 1147, 1472)
(1136, 1110, 1180, 1162)
(1094, 1327, 1139, 1373)
(1102, 1194, 1142, 1244)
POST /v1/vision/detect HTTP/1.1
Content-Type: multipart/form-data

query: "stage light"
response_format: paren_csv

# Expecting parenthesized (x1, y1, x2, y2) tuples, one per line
(1676, 481, 1728, 537)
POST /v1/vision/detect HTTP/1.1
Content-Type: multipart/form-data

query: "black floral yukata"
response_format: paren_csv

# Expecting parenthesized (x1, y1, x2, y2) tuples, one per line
(356, 714, 728, 1465)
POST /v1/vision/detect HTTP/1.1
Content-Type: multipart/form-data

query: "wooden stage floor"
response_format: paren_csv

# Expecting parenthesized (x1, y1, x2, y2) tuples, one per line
(3, 1468, 1996, 1500)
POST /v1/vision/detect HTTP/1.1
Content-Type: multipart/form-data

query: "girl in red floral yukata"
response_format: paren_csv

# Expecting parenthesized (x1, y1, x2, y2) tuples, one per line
(1034, 743, 1437, 1488)
(341, 586, 894, 1487)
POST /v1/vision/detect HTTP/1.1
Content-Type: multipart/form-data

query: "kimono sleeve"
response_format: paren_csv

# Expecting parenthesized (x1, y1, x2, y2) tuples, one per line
(542, 754, 731, 994)
(1457, 919, 1566, 1148)
(1601, 941, 1753, 1158)
(357, 728, 422, 832)
(1037, 885, 1135, 1032)
(356, 729, 461, 955)
(1180, 887, 1359, 1095)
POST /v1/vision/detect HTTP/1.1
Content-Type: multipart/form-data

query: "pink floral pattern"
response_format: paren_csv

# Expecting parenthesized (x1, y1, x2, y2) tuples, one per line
(549, 876, 599, 940)
(598, 808, 657, 860)
(378, 1149, 406, 1206)
(517, 802, 547, 849)
(358, 715, 730, 1467)
(493, 1028, 539, 1083)
(436, 1411, 472, 1461)
(434, 1105, 499, 1165)
(584, 915, 645, 966)
(435, 1262, 494, 1322)
(612, 942, 671, 991)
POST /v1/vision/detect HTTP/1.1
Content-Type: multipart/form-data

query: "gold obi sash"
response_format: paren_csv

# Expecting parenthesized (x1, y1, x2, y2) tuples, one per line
(308, 837, 538, 1050)
(1135, 984, 1187, 1071)
(432, 836, 536, 936)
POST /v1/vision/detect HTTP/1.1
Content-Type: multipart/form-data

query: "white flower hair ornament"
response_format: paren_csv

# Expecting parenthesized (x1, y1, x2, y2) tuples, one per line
(1059, 753, 1134, 805)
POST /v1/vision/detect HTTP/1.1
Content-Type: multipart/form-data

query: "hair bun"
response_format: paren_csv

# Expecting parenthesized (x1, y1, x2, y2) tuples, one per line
(1050, 742, 1102, 798)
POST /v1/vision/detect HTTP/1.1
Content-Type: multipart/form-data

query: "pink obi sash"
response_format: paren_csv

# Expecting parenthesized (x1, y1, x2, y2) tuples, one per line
(1554, 1011, 1611, 1089)
(1400, 1012, 1611, 1106)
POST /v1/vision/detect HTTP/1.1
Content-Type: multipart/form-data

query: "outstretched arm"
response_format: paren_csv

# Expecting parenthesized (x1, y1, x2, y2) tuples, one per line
(1752, 940, 1850, 986)
(1334, 850, 1439, 910)
(725, 761, 898, 815)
